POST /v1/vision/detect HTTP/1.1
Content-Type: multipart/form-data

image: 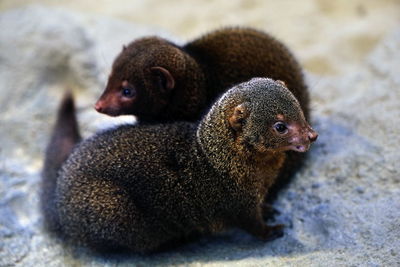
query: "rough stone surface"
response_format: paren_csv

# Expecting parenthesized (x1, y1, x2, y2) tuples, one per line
(1, 4, 399, 267)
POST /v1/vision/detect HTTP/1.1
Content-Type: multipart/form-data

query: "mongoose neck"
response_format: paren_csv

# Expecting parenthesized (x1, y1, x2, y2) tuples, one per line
(170, 51, 207, 120)
(196, 84, 254, 178)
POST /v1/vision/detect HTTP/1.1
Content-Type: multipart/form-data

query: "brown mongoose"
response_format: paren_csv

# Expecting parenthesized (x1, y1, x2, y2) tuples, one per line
(95, 27, 311, 198)
(43, 78, 318, 253)
(95, 27, 309, 122)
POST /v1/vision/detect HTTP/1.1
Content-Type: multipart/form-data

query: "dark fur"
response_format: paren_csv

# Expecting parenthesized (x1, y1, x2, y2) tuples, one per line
(41, 92, 81, 231)
(98, 27, 309, 121)
(184, 28, 310, 120)
(97, 27, 312, 198)
(43, 78, 316, 253)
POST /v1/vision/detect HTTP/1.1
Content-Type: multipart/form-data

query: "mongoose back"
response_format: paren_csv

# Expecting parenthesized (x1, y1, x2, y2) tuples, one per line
(43, 78, 318, 253)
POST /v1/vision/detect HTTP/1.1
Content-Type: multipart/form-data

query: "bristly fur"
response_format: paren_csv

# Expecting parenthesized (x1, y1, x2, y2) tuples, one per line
(43, 78, 315, 253)
(99, 27, 309, 121)
(97, 27, 312, 199)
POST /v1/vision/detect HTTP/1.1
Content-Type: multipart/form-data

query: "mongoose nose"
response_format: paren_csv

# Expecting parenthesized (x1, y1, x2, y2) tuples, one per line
(308, 130, 318, 142)
(94, 101, 103, 112)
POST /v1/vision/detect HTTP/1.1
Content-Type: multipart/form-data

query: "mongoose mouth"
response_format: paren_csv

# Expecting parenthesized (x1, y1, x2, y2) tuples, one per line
(275, 143, 310, 153)
(283, 123, 318, 153)
(288, 144, 310, 152)
(94, 103, 122, 117)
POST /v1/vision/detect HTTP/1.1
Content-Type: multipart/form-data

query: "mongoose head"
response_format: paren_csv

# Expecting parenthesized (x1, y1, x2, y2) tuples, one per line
(228, 78, 317, 154)
(198, 78, 317, 161)
(95, 37, 188, 118)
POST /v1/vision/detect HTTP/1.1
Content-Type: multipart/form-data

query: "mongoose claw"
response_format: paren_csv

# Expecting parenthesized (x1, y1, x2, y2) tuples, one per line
(262, 224, 284, 241)
(262, 203, 281, 220)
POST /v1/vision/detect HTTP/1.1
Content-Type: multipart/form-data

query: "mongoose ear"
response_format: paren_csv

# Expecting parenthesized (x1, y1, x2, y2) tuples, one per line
(122, 45, 127, 51)
(228, 104, 249, 131)
(150, 66, 175, 91)
(276, 80, 287, 87)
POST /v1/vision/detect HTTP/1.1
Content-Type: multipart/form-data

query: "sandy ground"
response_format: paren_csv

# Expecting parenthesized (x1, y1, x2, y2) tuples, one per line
(2, 0, 400, 76)
(1, 1, 400, 266)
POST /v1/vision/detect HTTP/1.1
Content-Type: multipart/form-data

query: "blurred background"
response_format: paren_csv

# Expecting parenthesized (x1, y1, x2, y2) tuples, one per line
(1, 0, 400, 76)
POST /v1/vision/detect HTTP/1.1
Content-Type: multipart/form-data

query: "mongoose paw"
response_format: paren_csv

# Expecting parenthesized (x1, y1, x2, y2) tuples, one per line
(262, 203, 280, 220)
(261, 224, 284, 241)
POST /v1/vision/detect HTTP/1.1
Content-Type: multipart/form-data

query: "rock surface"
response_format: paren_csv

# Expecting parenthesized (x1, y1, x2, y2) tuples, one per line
(0, 4, 399, 267)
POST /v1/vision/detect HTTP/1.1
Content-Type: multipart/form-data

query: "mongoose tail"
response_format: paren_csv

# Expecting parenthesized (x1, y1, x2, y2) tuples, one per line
(41, 92, 81, 231)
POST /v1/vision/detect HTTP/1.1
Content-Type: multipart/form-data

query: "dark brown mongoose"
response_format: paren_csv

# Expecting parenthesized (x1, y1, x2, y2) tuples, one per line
(95, 27, 309, 122)
(43, 78, 318, 253)
(94, 27, 311, 199)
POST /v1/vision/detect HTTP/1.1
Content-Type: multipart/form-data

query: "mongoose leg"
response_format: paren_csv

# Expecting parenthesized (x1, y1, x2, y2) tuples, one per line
(261, 224, 284, 241)
(240, 210, 284, 241)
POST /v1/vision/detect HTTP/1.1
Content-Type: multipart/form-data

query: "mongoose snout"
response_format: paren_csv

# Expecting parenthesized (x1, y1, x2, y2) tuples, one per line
(284, 123, 318, 152)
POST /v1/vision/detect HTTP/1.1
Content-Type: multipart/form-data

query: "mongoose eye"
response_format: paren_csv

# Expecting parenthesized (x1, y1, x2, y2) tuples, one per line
(274, 122, 288, 134)
(121, 87, 136, 98)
